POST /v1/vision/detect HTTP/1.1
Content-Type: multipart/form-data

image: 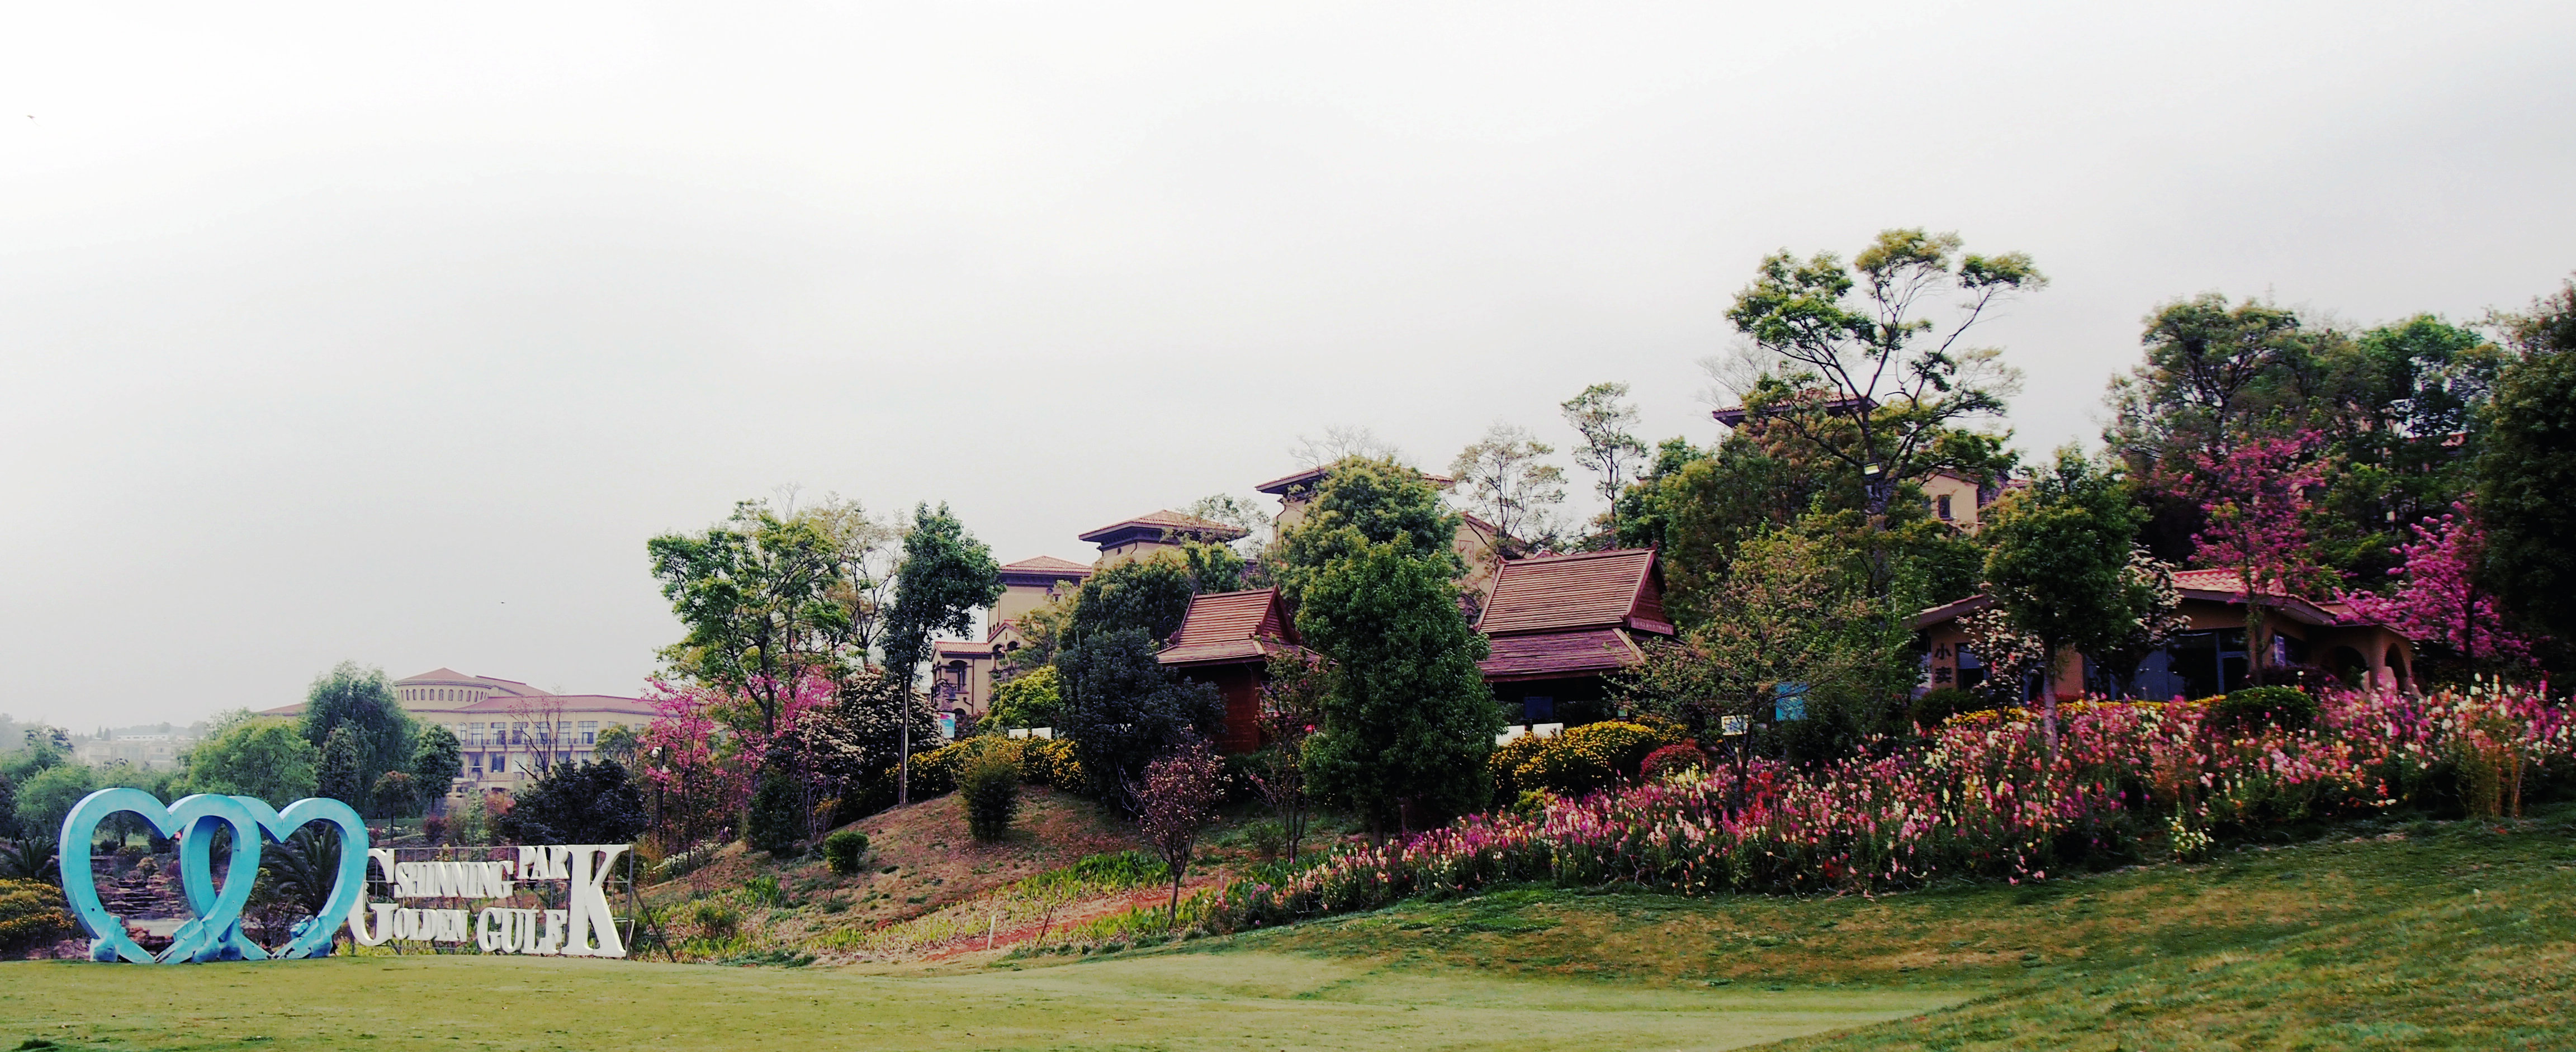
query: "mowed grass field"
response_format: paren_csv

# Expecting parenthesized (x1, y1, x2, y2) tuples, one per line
(0, 951, 1956, 1051)
(8, 803, 2572, 1051)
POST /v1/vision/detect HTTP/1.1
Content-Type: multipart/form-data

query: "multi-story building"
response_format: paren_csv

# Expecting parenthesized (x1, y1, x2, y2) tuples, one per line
(261, 667, 656, 798)
(73, 733, 193, 770)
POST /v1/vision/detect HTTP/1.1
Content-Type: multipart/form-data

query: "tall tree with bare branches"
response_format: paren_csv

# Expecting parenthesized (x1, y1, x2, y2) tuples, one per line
(1714, 228, 2041, 518)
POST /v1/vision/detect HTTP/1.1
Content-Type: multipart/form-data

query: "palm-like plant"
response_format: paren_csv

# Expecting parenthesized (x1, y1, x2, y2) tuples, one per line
(0, 837, 59, 885)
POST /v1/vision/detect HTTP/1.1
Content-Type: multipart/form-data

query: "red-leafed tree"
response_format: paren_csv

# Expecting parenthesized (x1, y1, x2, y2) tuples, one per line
(2339, 498, 2535, 674)
(2165, 433, 2327, 686)
(1134, 740, 1225, 931)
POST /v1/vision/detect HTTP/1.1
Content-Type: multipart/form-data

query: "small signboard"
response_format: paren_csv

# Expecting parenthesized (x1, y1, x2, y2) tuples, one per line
(1774, 681, 1809, 723)
(1720, 714, 1750, 737)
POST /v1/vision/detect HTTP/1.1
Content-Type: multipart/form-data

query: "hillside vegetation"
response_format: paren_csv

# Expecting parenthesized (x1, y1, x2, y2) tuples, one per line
(1161, 802, 2576, 1049)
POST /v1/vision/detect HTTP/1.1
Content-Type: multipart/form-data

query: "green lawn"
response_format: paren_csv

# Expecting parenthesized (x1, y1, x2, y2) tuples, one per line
(1187, 805, 2576, 1049)
(0, 951, 1959, 1051)
(11, 806, 2569, 1050)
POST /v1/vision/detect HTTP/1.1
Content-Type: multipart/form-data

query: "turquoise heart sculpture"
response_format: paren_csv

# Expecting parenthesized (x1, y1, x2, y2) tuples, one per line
(56, 788, 368, 964)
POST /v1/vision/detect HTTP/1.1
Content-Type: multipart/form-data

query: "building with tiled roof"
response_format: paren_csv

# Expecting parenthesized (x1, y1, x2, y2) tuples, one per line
(261, 667, 655, 798)
(1156, 589, 1310, 753)
(1079, 510, 1249, 566)
(1912, 570, 2416, 702)
(1471, 548, 1673, 726)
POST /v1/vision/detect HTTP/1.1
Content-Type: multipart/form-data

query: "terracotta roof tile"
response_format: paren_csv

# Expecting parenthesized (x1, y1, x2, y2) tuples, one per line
(1474, 548, 1665, 636)
(1479, 629, 1640, 680)
(1078, 509, 1250, 544)
(999, 555, 1094, 575)
(1158, 589, 1304, 667)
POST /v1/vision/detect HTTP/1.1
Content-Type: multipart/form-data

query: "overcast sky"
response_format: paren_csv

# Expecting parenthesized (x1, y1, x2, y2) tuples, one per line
(4, 2, 2570, 730)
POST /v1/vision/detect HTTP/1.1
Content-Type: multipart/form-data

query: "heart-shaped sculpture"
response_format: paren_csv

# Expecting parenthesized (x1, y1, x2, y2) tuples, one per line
(57, 788, 368, 964)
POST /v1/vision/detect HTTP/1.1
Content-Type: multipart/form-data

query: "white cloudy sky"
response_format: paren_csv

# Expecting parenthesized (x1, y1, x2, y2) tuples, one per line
(4, 2, 2570, 729)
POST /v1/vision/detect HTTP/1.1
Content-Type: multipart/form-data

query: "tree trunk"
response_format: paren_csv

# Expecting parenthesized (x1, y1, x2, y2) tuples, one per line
(2041, 642, 2062, 765)
(896, 663, 914, 807)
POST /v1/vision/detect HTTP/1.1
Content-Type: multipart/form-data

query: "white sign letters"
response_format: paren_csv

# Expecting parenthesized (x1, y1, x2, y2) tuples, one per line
(348, 844, 632, 958)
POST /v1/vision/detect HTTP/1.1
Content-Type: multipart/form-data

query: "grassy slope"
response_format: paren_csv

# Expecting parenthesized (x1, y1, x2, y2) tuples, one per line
(1187, 806, 2576, 1049)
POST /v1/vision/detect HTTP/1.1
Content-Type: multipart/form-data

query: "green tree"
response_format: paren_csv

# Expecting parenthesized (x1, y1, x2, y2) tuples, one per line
(496, 760, 649, 846)
(985, 665, 1063, 729)
(408, 724, 463, 807)
(180, 718, 320, 806)
(1562, 382, 1650, 511)
(2105, 293, 2336, 468)
(1055, 629, 1224, 807)
(648, 500, 859, 734)
(881, 503, 1005, 804)
(1609, 438, 1706, 552)
(1450, 422, 1568, 553)
(12, 764, 96, 842)
(2480, 295, 2576, 638)
(1616, 527, 1915, 760)
(1720, 228, 2041, 518)
(316, 726, 363, 811)
(1981, 449, 2152, 759)
(299, 662, 417, 816)
(1069, 553, 1203, 641)
(1270, 457, 1463, 605)
(0, 743, 68, 840)
(1296, 539, 1499, 840)
(2310, 316, 2509, 581)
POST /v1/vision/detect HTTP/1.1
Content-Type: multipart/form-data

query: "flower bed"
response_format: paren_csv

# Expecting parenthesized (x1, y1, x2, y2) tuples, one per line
(1202, 683, 2571, 930)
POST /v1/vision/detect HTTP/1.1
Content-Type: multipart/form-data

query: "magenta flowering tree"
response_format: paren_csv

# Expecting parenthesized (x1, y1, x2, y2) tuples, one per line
(2340, 499, 2535, 672)
(637, 679, 750, 866)
(2167, 432, 2327, 686)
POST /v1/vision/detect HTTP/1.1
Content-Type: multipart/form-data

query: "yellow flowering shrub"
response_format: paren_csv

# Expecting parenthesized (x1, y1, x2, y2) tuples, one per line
(1490, 719, 1688, 801)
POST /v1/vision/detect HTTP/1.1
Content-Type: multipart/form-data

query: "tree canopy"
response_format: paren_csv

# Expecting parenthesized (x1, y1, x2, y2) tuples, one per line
(1270, 456, 1462, 606)
(298, 662, 416, 813)
(1718, 228, 2039, 516)
(1295, 537, 1499, 837)
(182, 718, 321, 808)
(2480, 311, 2576, 639)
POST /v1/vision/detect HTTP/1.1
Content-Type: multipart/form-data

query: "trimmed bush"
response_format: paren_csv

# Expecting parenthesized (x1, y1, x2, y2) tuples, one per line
(822, 829, 869, 875)
(1911, 687, 1977, 729)
(1640, 742, 1710, 780)
(2215, 686, 2317, 733)
(1490, 720, 1689, 801)
(0, 877, 74, 955)
(962, 748, 1022, 842)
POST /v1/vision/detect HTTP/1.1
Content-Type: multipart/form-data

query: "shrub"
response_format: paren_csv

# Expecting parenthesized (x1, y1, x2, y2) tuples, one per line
(1640, 742, 1710, 780)
(961, 749, 1022, 842)
(744, 769, 806, 856)
(822, 829, 870, 875)
(2214, 686, 2317, 733)
(1024, 738, 1085, 792)
(1911, 688, 1977, 729)
(1245, 819, 1289, 860)
(0, 877, 74, 955)
(744, 874, 786, 908)
(689, 899, 741, 939)
(1490, 720, 1688, 800)
(907, 739, 983, 797)
(420, 813, 451, 847)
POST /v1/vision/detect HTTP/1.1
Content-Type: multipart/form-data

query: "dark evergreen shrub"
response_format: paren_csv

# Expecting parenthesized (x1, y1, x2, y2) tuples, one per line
(822, 829, 869, 875)
(961, 749, 1021, 842)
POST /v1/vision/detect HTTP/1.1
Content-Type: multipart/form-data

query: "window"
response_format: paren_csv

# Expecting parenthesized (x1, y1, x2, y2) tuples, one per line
(1936, 494, 1954, 520)
(579, 721, 598, 746)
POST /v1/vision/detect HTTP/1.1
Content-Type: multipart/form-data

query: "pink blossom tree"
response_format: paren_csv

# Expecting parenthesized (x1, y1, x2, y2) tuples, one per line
(2165, 433, 2327, 686)
(2339, 498, 2535, 672)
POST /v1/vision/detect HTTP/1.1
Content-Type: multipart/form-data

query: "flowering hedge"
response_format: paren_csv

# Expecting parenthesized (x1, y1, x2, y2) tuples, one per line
(908, 736, 1086, 797)
(1207, 683, 2572, 930)
(1489, 719, 1689, 801)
